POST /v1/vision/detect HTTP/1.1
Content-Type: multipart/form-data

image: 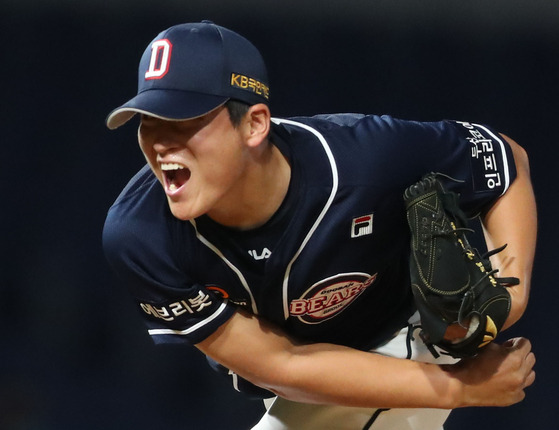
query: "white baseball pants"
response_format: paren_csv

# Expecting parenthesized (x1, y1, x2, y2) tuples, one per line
(250, 313, 458, 430)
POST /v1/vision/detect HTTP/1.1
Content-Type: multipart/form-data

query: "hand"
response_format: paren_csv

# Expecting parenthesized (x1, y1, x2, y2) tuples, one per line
(443, 320, 471, 342)
(444, 337, 536, 407)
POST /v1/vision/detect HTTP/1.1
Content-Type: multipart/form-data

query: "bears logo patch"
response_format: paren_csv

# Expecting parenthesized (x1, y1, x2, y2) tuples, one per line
(290, 272, 377, 324)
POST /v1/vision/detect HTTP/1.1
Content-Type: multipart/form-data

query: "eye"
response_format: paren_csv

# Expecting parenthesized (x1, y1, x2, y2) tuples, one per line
(140, 114, 156, 125)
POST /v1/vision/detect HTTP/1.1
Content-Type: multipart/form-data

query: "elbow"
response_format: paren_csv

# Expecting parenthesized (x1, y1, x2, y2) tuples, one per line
(503, 280, 531, 330)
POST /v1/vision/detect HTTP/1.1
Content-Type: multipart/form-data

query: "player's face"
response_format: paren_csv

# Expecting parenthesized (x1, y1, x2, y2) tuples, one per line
(138, 106, 251, 221)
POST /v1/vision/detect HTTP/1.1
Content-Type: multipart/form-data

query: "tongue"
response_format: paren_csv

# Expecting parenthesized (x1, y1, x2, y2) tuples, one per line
(169, 168, 191, 188)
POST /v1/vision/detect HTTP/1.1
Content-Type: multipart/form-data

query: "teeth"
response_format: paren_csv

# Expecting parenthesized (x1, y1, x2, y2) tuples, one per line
(169, 183, 178, 191)
(161, 163, 185, 171)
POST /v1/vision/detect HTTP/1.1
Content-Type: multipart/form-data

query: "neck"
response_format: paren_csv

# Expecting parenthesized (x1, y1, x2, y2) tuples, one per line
(207, 142, 291, 230)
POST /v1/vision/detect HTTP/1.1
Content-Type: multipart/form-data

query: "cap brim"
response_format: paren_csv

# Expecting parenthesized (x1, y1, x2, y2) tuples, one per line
(106, 89, 229, 129)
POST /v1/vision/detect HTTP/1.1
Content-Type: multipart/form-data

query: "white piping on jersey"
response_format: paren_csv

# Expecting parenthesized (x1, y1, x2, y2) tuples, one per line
(186, 119, 339, 321)
(228, 370, 241, 392)
(189, 219, 259, 314)
(148, 301, 229, 336)
(271, 118, 340, 320)
(473, 124, 511, 195)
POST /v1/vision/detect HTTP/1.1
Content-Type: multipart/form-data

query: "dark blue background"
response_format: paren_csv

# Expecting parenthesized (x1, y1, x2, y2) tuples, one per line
(2, 1, 556, 429)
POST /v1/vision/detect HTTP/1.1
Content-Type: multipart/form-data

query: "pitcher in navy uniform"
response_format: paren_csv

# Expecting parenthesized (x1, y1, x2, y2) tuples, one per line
(103, 22, 536, 429)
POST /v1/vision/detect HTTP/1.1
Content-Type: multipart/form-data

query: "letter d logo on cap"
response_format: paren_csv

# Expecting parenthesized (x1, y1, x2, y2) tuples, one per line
(145, 39, 173, 80)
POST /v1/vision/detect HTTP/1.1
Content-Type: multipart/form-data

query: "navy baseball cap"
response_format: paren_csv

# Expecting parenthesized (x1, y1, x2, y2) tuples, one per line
(106, 21, 270, 129)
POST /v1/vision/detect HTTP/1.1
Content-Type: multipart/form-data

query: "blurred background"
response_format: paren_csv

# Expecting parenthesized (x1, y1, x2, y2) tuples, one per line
(2, 0, 557, 428)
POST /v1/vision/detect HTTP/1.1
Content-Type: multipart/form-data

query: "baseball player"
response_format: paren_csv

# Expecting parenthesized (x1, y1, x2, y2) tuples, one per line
(103, 21, 536, 429)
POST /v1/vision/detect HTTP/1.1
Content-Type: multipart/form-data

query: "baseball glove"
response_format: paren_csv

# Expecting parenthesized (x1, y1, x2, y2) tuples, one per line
(403, 173, 518, 358)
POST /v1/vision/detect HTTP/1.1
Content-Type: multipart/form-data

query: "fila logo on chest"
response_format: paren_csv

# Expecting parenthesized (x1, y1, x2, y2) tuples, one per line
(248, 248, 272, 260)
(351, 214, 374, 238)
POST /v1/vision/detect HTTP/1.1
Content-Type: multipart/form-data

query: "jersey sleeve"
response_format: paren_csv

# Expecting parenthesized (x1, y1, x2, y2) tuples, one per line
(353, 116, 518, 217)
(102, 167, 236, 345)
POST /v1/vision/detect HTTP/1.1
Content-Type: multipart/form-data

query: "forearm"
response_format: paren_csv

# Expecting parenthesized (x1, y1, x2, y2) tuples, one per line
(264, 342, 459, 409)
(482, 135, 537, 329)
(267, 340, 533, 409)
(197, 310, 534, 410)
(199, 311, 458, 409)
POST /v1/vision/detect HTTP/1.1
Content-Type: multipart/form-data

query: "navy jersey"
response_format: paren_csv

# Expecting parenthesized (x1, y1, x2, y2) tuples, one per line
(103, 114, 516, 351)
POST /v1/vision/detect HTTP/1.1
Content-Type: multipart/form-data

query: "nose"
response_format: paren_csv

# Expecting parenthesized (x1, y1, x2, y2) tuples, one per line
(152, 139, 181, 155)
(139, 122, 182, 155)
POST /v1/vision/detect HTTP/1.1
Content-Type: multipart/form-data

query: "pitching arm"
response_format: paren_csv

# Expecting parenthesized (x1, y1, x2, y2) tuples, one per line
(196, 308, 534, 409)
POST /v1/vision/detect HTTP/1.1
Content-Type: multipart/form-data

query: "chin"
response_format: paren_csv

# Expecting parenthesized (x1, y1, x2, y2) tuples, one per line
(170, 208, 197, 221)
(167, 201, 198, 221)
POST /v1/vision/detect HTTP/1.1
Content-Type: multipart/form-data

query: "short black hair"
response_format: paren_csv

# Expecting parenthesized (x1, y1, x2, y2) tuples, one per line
(225, 99, 250, 127)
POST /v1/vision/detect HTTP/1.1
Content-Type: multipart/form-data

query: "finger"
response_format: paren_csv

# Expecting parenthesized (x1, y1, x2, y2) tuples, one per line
(502, 337, 519, 348)
(517, 338, 534, 357)
(520, 350, 536, 388)
(525, 369, 536, 388)
(527, 350, 536, 367)
(524, 351, 536, 376)
(504, 337, 531, 352)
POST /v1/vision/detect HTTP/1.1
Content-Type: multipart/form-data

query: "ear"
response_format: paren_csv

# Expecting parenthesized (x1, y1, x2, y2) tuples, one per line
(244, 103, 271, 147)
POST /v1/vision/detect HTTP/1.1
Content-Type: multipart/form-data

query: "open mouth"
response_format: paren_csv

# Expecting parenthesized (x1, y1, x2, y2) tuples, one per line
(161, 163, 191, 192)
